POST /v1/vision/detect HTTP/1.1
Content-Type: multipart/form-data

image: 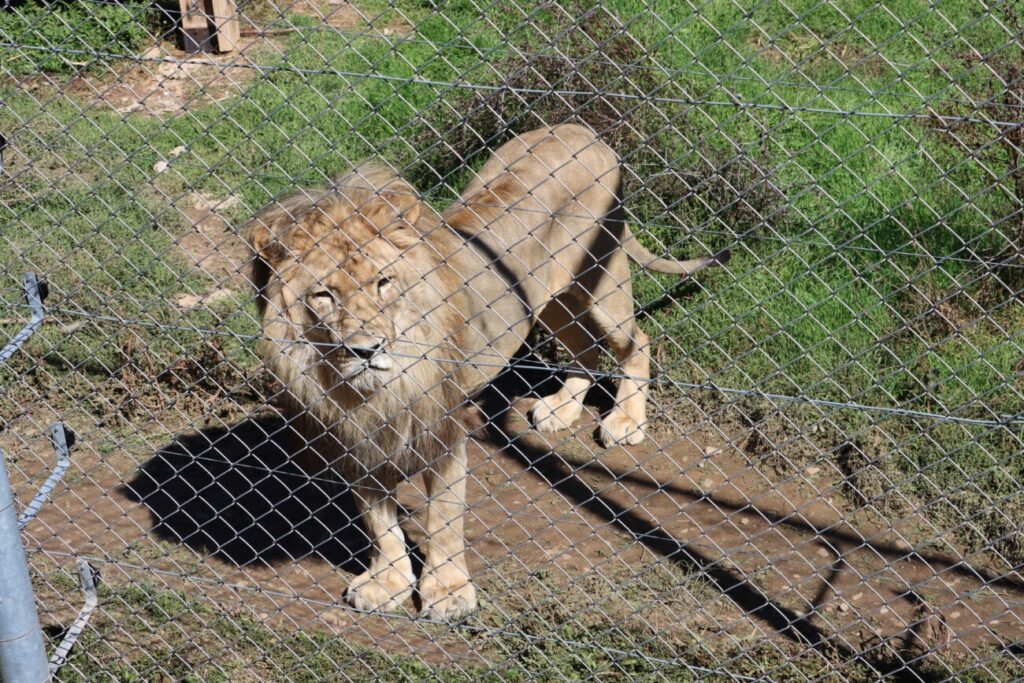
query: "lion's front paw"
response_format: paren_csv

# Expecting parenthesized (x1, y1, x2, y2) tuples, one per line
(529, 394, 584, 434)
(598, 410, 645, 447)
(418, 567, 477, 620)
(345, 567, 414, 613)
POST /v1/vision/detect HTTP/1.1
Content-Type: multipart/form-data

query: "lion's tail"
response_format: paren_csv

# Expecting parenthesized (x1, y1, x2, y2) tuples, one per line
(621, 228, 731, 276)
(609, 169, 730, 276)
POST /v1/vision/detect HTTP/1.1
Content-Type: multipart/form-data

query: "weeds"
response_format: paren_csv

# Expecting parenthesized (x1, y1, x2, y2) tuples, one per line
(0, 1, 157, 76)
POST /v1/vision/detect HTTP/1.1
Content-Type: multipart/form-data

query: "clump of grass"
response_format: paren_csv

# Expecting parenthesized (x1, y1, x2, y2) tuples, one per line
(0, 1, 157, 76)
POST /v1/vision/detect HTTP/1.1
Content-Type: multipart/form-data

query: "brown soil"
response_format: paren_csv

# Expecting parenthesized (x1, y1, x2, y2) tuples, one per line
(17, 40, 272, 118)
(6, 386, 1022, 675)
(283, 0, 412, 34)
(174, 192, 252, 292)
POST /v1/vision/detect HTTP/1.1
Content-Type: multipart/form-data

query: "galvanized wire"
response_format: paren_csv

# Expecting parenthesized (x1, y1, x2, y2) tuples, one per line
(2, 1, 1023, 681)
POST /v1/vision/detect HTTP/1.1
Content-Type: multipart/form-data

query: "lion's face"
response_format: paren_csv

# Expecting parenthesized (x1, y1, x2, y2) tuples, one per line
(270, 232, 413, 396)
(248, 167, 458, 403)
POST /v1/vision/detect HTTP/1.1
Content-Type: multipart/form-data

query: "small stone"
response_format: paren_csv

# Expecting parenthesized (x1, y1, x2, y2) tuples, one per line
(142, 46, 162, 59)
(703, 446, 722, 456)
(879, 606, 890, 616)
(950, 610, 961, 619)
(216, 194, 241, 210)
(740, 517, 750, 526)
(169, 145, 186, 158)
(153, 160, 169, 174)
(837, 602, 850, 613)
(816, 547, 830, 558)
(191, 193, 211, 210)
(258, 612, 269, 620)
(175, 293, 200, 309)
(701, 478, 714, 488)
(204, 288, 234, 305)
(696, 461, 706, 469)
(804, 466, 821, 476)
(893, 539, 912, 552)
(157, 61, 195, 79)
(851, 592, 864, 602)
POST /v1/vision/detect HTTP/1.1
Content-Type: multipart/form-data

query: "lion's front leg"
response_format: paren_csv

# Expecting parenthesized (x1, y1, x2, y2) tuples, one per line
(419, 442, 477, 620)
(345, 487, 415, 613)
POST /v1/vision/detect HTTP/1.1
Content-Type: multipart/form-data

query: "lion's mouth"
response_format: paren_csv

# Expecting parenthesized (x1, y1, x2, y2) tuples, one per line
(337, 354, 394, 375)
(317, 344, 396, 380)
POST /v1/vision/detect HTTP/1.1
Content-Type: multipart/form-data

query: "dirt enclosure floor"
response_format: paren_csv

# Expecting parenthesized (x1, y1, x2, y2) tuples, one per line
(5, 367, 1022, 680)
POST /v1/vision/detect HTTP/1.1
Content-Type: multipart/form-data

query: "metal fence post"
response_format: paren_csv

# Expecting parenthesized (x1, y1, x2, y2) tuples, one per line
(0, 454, 50, 683)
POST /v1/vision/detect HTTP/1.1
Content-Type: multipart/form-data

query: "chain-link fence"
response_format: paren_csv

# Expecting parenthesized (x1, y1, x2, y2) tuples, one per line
(1, 0, 1023, 680)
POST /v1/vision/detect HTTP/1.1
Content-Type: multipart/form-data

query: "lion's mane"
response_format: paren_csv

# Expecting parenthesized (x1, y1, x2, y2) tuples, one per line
(246, 162, 470, 487)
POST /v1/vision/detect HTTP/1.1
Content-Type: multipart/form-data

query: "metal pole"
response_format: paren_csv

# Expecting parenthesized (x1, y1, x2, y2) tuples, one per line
(0, 451, 50, 683)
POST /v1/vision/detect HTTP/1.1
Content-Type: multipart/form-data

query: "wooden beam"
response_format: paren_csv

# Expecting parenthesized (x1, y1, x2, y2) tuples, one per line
(177, 0, 212, 53)
(208, 0, 240, 53)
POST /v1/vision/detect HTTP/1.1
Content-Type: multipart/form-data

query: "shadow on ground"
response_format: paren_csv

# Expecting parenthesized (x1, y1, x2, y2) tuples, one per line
(472, 356, 1024, 681)
(121, 415, 368, 572)
(123, 344, 1023, 680)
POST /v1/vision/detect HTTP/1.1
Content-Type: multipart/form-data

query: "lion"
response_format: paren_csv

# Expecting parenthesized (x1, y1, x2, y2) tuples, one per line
(245, 124, 729, 619)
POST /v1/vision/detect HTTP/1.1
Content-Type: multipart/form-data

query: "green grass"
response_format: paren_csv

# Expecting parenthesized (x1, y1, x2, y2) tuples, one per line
(0, 1, 155, 75)
(44, 568, 1024, 682)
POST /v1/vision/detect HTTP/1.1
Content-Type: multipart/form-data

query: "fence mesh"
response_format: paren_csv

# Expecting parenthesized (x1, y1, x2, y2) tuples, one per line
(1, 0, 1023, 680)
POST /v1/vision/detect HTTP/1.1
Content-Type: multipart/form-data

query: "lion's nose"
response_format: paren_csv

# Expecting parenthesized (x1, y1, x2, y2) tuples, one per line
(344, 342, 382, 360)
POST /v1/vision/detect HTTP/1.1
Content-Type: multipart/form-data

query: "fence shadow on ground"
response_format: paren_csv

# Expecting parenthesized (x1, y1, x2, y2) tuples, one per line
(471, 348, 1024, 681)
(120, 346, 1022, 681)
(121, 415, 369, 572)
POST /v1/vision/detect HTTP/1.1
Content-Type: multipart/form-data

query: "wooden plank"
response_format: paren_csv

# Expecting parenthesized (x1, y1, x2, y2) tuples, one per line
(208, 0, 241, 53)
(178, 0, 212, 53)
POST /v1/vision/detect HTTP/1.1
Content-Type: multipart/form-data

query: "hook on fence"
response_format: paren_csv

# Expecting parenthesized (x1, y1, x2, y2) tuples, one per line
(18, 423, 76, 530)
(0, 271, 94, 681)
(47, 558, 100, 676)
(0, 272, 48, 366)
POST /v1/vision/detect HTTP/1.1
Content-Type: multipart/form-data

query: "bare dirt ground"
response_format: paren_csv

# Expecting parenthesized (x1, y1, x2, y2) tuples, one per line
(174, 190, 251, 298)
(5, 375, 1022, 676)
(16, 39, 272, 117)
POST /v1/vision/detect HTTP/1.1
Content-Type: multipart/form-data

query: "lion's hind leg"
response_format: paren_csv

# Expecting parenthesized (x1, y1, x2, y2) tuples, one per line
(588, 292, 650, 447)
(529, 297, 599, 434)
(345, 487, 415, 613)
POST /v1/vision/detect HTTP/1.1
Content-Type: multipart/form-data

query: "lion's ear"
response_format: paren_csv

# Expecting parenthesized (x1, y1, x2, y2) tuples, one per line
(382, 190, 421, 226)
(247, 220, 286, 263)
(337, 161, 422, 230)
(366, 190, 422, 238)
(246, 192, 315, 263)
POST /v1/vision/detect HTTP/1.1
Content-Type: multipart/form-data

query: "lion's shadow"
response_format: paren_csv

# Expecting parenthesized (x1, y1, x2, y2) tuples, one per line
(123, 345, 601, 573)
(121, 415, 369, 572)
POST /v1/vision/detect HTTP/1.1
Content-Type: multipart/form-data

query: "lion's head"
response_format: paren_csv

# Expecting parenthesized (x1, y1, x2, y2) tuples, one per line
(245, 163, 466, 422)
